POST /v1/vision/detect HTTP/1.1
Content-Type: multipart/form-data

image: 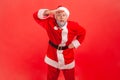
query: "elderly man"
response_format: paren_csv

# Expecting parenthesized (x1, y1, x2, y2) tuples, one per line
(33, 6, 86, 80)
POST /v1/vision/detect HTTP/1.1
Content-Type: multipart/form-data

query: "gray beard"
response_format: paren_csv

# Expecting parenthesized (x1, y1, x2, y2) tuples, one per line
(56, 20, 66, 27)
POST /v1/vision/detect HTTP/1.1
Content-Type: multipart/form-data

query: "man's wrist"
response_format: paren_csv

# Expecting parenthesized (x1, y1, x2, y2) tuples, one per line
(44, 9, 57, 16)
(43, 10, 50, 16)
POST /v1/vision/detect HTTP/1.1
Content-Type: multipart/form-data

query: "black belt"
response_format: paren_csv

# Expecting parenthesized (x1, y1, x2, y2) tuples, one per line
(49, 40, 68, 50)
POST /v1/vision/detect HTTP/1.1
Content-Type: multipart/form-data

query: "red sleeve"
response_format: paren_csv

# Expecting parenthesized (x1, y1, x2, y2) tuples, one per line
(75, 23, 86, 44)
(33, 11, 49, 29)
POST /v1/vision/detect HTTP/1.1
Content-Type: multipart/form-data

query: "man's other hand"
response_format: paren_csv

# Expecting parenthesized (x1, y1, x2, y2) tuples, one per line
(68, 43, 75, 49)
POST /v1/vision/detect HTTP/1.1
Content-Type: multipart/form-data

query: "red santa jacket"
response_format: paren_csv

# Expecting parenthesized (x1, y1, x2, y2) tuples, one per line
(33, 9, 86, 69)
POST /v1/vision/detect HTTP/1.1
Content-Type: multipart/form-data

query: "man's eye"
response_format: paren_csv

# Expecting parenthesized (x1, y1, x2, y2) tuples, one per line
(57, 15, 61, 16)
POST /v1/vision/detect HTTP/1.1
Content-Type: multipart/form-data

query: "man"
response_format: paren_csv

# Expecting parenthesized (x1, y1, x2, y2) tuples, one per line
(33, 6, 86, 80)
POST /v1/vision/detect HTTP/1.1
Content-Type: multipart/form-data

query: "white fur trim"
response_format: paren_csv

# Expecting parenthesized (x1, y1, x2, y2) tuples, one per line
(56, 50, 65, 67)
(55, 22, 68, 69)
(54, 26, 58, 30)
(37, 9, 48, 19)
(57, 7, 70, 17)
(72, 40, 81, 48)
(44, 56, 75, 69)
(60, 22, 68, 45)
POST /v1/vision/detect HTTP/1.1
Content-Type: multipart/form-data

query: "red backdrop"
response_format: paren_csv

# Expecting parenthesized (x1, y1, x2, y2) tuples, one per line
(0, 0, 120, 80)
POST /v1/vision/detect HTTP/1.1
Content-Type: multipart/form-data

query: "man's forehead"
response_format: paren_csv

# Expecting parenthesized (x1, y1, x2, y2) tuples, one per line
(56, 6, 70, 17)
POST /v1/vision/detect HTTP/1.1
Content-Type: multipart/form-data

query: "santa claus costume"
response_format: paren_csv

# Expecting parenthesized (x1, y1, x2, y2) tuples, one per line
(33, 6, 86, 80)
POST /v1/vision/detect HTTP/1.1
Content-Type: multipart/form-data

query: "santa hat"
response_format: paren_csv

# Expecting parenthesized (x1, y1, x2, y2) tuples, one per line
(56, 6, 70, 17)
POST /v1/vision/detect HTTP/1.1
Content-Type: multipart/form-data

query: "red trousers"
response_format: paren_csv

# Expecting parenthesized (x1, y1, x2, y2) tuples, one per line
(47, 65, 75, 80)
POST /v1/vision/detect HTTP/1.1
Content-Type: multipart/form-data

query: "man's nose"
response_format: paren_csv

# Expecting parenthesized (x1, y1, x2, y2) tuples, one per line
(60, 16, 64, 19)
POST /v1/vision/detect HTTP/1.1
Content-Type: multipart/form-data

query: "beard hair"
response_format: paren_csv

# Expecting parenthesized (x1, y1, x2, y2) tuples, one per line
(56, 20, 66, 27)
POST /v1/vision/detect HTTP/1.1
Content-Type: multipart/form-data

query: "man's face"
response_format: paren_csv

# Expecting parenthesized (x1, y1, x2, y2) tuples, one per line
(55, 10, 68, 27)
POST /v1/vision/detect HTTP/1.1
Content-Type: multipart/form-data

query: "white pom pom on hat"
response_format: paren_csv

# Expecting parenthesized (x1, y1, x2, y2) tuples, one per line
(56, 6, 70, 17)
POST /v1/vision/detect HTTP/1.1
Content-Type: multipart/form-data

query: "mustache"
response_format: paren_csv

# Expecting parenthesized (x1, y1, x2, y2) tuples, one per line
(56, 20, 66, 27)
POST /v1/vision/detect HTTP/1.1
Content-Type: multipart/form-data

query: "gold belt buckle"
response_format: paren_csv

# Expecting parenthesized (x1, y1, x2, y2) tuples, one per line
(58, 46, 62, 50)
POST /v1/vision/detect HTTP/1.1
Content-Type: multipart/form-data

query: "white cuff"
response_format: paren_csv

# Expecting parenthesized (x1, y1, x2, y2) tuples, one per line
(37, 9, 48, 19)
(72, 40, 80, 48)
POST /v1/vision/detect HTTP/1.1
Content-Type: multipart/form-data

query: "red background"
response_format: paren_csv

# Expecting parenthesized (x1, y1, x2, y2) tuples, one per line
(0, 0, 120, 80)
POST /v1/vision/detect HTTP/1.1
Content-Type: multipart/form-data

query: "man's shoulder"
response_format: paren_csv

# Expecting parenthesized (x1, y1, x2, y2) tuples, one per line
(67, 20, 84, 30)
(68, 21, 80, 26)
(47, 17, 56, 23)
